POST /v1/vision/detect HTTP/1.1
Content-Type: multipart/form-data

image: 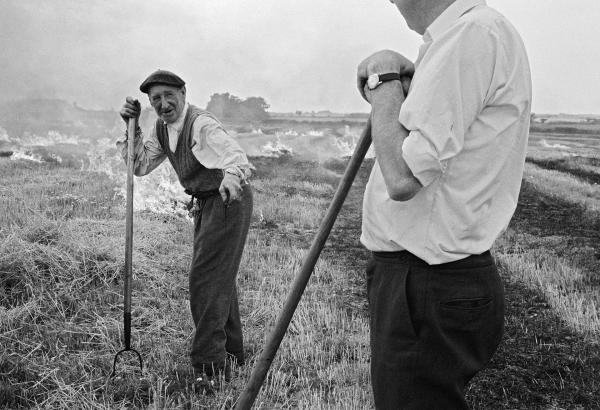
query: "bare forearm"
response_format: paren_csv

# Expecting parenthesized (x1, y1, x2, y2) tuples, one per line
(370, 81, 422, 201)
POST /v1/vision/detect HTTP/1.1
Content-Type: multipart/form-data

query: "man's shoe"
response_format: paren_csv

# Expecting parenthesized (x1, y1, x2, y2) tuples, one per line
(194, 361, 232, 381)
(190, 372, 219, 395)
(166, 365, 220, 396)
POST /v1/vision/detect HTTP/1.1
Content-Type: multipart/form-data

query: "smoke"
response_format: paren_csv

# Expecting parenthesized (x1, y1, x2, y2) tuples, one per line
(3, 0, 596, 114)
(0, 0, 409, 112)
(4, 119, 370, 217)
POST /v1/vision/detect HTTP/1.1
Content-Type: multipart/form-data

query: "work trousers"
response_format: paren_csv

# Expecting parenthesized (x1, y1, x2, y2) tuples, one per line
(189, 184, 253, 372)
(367, 250, 504, 410)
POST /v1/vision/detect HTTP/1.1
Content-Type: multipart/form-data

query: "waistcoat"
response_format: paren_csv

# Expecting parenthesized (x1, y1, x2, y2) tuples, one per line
(156, 105, 224, 195)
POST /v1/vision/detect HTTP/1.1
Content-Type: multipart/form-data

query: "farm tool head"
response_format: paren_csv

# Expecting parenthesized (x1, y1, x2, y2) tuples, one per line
(111, 314, 144, 377)
(110, 263, 144, 377)
(111, 116, 144, 378)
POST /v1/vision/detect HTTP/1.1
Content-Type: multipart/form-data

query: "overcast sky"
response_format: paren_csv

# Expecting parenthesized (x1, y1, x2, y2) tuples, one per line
(1, 0, 599, 114)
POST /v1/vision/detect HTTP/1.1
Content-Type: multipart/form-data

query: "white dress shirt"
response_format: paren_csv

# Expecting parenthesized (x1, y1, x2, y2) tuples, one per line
(118, 103, 252, 179)
(361, 0, 532, 264)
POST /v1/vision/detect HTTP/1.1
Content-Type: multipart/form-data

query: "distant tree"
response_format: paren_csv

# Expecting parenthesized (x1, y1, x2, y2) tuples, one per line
(206, 93, 269, 121)
(206, 92, 232, 118)
(240, 96, 269, 121)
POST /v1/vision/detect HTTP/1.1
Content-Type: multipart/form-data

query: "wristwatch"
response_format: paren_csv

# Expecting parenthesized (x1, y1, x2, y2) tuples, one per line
(367, 73, 402, 90)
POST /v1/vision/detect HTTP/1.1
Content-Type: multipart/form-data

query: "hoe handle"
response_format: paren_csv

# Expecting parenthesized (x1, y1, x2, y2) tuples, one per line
(123, 117, 137, 347)
(235, 119, 373, 409)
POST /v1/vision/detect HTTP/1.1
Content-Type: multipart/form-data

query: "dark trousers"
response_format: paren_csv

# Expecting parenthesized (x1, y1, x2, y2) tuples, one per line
(367, 250, 504, 410)
(189, 184, 253, 371)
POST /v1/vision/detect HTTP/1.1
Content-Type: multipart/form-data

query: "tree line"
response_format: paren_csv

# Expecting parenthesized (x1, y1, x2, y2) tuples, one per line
(206, 93, 269, 121)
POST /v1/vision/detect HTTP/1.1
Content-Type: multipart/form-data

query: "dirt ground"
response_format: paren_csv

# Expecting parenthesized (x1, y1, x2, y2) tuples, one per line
(469, 178, 600, 409)
(316, 157, 600, 409)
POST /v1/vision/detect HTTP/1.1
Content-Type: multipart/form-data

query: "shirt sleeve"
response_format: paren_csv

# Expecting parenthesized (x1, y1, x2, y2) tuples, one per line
(116, 125, 167, 176)
(190, 115, 253, 180)
(400, 22, 502, 187)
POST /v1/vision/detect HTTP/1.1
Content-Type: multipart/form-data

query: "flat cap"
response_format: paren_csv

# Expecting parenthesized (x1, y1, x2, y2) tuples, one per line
(139, 69, 185, 93)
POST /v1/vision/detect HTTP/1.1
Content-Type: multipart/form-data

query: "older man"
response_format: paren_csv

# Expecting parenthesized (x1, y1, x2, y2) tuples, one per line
(357, 0, 531, 408)
(118, 69, 253, 383)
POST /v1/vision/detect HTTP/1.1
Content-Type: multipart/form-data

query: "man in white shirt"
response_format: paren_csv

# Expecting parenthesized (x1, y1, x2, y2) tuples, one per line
(356, 0, 531, 407)
(118, 70, 253, 386)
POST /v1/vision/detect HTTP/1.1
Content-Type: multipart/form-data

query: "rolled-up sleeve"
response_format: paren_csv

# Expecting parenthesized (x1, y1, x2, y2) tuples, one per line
(116, 125, 167, 176)
(400, 22, 500, 186)
(191, 115, 252, 178)
(402, 130, 447, 187)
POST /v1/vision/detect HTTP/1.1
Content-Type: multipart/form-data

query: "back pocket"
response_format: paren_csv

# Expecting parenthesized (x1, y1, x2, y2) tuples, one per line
(439, 296, 493, 331)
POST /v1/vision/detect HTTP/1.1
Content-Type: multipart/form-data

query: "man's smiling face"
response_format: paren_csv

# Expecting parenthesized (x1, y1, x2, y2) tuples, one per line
(148, 84, 186, 124)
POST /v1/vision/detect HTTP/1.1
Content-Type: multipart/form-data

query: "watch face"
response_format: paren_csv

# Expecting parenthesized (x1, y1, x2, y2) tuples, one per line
(367, 74, 380, 90)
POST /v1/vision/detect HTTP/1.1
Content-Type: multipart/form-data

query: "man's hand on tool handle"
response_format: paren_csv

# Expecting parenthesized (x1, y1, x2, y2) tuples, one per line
(357, 50, 414, 103)
(220, 172, 243, 205)
(120, 97, 141, 124)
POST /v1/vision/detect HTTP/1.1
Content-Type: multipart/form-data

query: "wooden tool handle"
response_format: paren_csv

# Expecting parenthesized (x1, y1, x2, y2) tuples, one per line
(235, 119, 373, 409)
(123, 117, 137, 343)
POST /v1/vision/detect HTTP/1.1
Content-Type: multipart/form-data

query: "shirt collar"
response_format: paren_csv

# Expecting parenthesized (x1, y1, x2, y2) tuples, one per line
(166, 102, 189, 130)
(423, 0, 486, 41)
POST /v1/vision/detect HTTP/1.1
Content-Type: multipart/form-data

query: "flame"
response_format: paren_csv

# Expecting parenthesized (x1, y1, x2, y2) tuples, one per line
(10, 150, 43, 163)
(5, 121, 372, 216)
(261, 135, 293, 157)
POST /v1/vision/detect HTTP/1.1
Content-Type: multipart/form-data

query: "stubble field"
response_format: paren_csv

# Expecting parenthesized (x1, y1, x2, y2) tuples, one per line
(1, 122, 599, 409)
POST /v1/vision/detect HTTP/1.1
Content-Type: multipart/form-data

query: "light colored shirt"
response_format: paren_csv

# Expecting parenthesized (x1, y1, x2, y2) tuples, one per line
(118, 103, 252, 179)
(361, 0, 532, 264)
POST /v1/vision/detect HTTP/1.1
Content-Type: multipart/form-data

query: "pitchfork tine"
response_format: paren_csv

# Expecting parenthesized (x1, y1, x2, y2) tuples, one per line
(111, 347, 144, 377)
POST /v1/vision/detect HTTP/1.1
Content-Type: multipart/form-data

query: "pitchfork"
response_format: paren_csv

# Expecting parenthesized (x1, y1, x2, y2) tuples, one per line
(111, 116, 144, 377)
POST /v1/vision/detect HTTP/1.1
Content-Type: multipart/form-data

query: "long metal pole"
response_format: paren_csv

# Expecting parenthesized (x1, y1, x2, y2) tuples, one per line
(234, 119, 372, 409)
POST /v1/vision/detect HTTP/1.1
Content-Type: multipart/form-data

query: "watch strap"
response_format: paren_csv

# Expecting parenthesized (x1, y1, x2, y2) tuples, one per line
(378, 72, 402, 84)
